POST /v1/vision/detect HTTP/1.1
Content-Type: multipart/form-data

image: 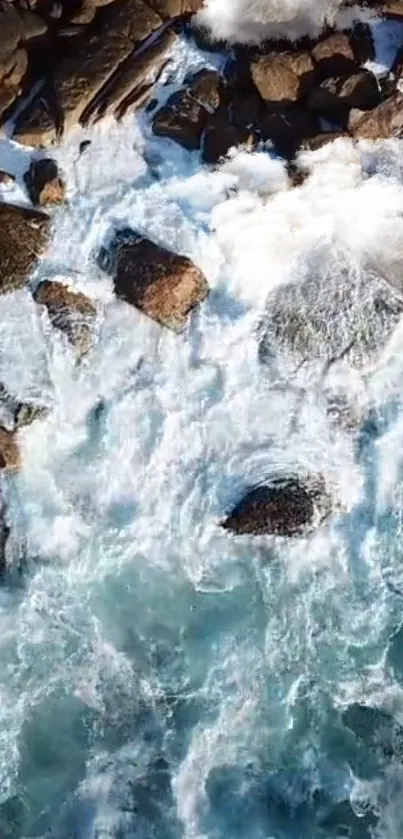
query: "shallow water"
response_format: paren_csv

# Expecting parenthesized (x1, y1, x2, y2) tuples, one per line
(1, 27, 403, 839)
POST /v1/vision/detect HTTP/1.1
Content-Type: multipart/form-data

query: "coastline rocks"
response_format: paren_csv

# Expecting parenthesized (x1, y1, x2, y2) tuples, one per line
(33, 280, 96, 355)
(106, 230, 209, 331)
(0, 204, 50, 294)
(251, 51, 315, 105)
(0, 427, 20, 472)
(24, 158, 65, 206)
(222, 474, 332, 537)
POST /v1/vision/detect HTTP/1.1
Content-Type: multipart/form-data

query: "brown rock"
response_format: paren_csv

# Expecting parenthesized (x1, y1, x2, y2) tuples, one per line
(19, 9, 48, 40)
(203, 119, 255, 164)
(0, 203, 50, 293)
(308, 70, 380, 116)
(311, 33, 356, 76)
(251, 51, 315, 105)
(301, 131, 348, 151)
(149, 0, 204, 14)
(186, 68, 224, 112)
(0, 427, 20, 472)
(349, 91, 403, 139)
(112, 233, 209, 331)
(153, 88, 208, 149)
(34, 280, 96, 355)
(68, 0, 97, 25)
(0, 6, 22, 65)
(12, 94, 58, 146)
(373, 1, 403, 18)
(222, 475, 332, 537)
(81, 29, 176, 124)
(24, 158, 65, 206)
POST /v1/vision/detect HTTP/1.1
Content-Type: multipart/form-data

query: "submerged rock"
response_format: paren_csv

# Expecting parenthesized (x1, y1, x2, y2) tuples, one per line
(259, 260, 403, 376)
(106, 230, 209, 332)
(33, 280, 96, 356)
(24, 158, 65, 206)
(0, 203, 50, 293)
(342, 703, 403, 761)
(222, 474, 332, 537)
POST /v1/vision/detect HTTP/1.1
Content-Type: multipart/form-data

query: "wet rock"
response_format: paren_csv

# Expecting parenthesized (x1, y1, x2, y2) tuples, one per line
(308, 70, 380, 117)
(0, 381, 47, 431)
(0, 427, 20, 472)
(311, 32, 356, 76)
(260, 105, 319, 158)
(33, 280, 96, 355)
(259, 259, 403, 375)
(24, 158, 65, 206)
(152, 69, 224, 151)
(203, 118, 255, 164)
(12, 94, 58, 147)
(317, 797, 377, 839)
(109, 231, 209, 331)
(349, 91, 403, 139)
(300, 131, 348, 151)
(251, 51, 315, 105)
(374, 1, 403, 18)
(342, 703, 403, 761)
(0, 203, 50, 294)
(222, 475, 332, 537)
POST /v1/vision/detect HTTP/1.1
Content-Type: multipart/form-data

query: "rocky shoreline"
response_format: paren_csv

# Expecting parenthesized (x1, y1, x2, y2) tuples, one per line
(1, 0, 403, 567)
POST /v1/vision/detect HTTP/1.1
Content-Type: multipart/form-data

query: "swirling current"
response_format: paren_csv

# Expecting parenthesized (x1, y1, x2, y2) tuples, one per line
(2, 22, 403, 839)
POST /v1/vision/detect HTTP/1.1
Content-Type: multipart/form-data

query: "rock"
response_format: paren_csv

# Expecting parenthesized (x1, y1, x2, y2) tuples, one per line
(222, 474, 332, 537)
(349, 92, 403, 139)
(0, 382, 47, 431)
(308, 70, 380, 117)
(300, 131, 348, 151)
(260, 105, 319, 157)
(311, 32, 356, 76)
(152, 69, 224, 150)
(33, 280, 96, 355)
(0, 6, 22, 65)
(24, 158, 65, 206)
(0, 494, 9, 580)
(12, 93, 58, 146)
(108, 231, 209, 331)
(203, 118, 255, 164)
(0, 427, 20, 472)
(0, 170, 15, 185)
(68, 0, 96, 25)
(0, 203, 50, 294)
(0, 46, 28, 120)
(19, 9, 48, 41)
(373, 1, 403, 18)
(342, 703, 403, 761)
(81, 29, 176, 124)
(251, 51, 315, 105)
(259, 259, 403, 375)
(149, 0, 204, 14)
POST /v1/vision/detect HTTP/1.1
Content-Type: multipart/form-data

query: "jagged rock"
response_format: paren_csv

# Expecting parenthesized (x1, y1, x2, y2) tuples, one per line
(222, 475, 332, 537)
(342, 703, 403, 761)
(0, 427, 20, 472)
(349, 92, 403, 139)
(251, 51, 315, 105)
(308, 70, 380, 116)
(33, 280, 96, 355)
(107, 230, 209, 331)
(311, 32, 356, 76)
(203, 118, 255, 163)
(0, 203, 50, 293)
(153, 69, 224, 150)
(81, 29, 176, 124)
(24, 158, 65, 206)
(259, 259, 403, 375)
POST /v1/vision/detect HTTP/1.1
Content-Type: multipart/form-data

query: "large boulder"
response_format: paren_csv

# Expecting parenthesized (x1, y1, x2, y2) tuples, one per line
(24, 158, 65, 206)
(308, 70, 380, 117)
(0, 204, 50, 294)
(152, 69, 224, 150)
(103, 230, 209, 331)
(251, 51, 315, 105)
(203, 119, 255, 164)
(33, 280, 96, 356)
(259, 260, 403, 375)
(222, 474, 332, 537)
(349, 92, 403, 139)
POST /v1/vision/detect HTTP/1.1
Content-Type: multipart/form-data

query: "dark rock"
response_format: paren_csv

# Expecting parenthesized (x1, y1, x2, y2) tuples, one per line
(203, 118, 255, 164)
(222, 474, 332, 537)
(12, 93, 58, 147)
(342, 703, 403, 761)
(311, 32, 357, 77)
(24, 157, 65, 206)
(308, 70, 380, 117)
(259, 259, 403, 375)
(349, 92, 403, 139)
(33, 280, 96, 355)
(109, 231, 209, 331)
(260, 105, 319, 157)
(251, 51, 315, 105)
(0, 203, 50, 293)
(152, 69, 224, 151)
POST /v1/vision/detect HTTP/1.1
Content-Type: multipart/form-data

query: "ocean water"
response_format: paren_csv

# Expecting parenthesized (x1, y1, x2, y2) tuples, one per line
(1, 24, 403, 839)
